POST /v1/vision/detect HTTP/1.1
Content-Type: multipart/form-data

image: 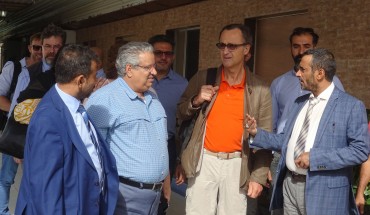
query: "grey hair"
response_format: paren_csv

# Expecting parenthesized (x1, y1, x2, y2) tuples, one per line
(115, 42, 154, 76)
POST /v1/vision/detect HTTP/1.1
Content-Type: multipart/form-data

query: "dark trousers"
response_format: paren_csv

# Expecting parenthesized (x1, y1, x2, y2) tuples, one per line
(157, 136, 176, 215)
(246, 186, 270, 215)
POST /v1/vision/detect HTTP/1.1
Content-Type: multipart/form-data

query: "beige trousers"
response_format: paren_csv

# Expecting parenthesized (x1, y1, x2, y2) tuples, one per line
(186, 151, 247, 215)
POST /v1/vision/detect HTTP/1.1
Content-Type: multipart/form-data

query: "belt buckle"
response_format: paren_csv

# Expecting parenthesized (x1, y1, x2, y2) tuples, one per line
(217, 152, 228, 160)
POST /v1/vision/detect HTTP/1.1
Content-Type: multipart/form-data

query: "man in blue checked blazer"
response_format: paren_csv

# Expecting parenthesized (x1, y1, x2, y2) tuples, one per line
(245, 48, 369, 215)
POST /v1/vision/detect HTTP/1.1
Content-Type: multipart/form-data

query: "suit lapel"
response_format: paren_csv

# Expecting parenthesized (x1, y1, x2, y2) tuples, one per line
(313, 87, 339, 146)
(50, 86, 96, 169)
(286, 95, 310, 137)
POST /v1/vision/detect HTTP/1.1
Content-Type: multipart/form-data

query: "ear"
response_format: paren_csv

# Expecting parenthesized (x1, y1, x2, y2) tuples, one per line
(75, 74, 86, 88)
(28, 45, 32, 53)
(316, 68, 325, 81)
(244, 44, 251, 55)
(126, 64, 133, 78)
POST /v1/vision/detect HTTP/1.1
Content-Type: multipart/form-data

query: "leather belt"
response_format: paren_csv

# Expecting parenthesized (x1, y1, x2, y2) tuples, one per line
(119, 177, 163, 191)
(288, 171, 306, 181)
(204, 150, 242, 160)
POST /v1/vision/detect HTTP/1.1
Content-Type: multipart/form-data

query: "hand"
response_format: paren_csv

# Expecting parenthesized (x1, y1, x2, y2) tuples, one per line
(13, 157, 23, 164)
(192, 85, 219, 107)
(294, 152, 310, 169)
(247, 181, 263, 198)
(245, 114, 257, 136)
(175, 164, 186, 185)
(163, 174, 171, 202)
(356, 192, 365, 215)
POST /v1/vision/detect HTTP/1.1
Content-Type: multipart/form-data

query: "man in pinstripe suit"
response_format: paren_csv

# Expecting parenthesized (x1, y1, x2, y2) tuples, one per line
(245, 48, 369, 215)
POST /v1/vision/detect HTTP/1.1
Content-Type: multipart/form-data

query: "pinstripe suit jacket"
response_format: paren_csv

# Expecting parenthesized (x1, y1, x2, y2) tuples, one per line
(252, 87, 369, 215)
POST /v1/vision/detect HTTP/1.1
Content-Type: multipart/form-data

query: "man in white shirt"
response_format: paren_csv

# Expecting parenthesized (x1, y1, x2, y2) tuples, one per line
(246, 48, 368, 215)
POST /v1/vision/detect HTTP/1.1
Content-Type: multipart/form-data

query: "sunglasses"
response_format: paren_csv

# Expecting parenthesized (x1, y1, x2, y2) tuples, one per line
(216, 42, 247, 51)
(153, 50, 174, 57)
(32, 45, 42, 51)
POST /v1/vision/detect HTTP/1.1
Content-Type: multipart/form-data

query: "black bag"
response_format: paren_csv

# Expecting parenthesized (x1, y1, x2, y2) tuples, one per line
(178, 68, 217, 154)
(0, 62, 55, 158)
(0, 61, 22, 131)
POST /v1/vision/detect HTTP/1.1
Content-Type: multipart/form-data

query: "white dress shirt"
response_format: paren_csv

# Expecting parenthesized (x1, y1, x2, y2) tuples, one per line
(286, 83, 335, 175)
(55, 84, 103, 181)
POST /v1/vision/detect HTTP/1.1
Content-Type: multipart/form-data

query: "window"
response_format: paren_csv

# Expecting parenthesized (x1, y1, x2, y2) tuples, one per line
(167, 26, 200, 81)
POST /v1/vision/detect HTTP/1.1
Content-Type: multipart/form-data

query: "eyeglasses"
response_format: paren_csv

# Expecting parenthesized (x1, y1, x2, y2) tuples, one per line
(32, 45, 42, 51)
(134, 64, 156, 72)
(43, 44, 62, 51)
(216, 42, 247, 51)
(153, 50, 174, 57)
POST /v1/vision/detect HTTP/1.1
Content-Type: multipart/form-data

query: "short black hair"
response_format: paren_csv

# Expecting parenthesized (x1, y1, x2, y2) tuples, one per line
(303, 48, 336, 81)
(289, 27, 319, 46)
(41, 23, 66, 45)
(219, 24, 253, 45)
(55, 44, 98, 83)
(148, 34, 175, 48)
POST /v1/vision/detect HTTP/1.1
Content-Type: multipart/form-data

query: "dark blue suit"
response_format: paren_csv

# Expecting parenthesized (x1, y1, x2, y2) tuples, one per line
(252, 87, 369, 215)
(15, 86, 119, 215)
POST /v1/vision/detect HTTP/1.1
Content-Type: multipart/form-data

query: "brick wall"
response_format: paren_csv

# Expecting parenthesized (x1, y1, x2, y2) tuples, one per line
(77, 0, 370, 108)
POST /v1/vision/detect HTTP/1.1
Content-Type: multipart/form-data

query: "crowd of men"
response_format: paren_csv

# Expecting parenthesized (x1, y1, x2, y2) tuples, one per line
(0, 22, 368, 215)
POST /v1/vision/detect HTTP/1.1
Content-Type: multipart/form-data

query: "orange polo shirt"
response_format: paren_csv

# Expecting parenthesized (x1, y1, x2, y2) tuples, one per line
(204, 69, 245, 153)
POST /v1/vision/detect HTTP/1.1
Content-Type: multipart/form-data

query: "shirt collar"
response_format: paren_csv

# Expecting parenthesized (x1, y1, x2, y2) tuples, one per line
(55, 83, 81, 114)
(118, 77, 153, 101)
(290, 68, 297, 76)
(310, 82, 335, 101)
(221, 67, 246, 88)
(156, 69, 174, 81)
(42, 59, 51, 72)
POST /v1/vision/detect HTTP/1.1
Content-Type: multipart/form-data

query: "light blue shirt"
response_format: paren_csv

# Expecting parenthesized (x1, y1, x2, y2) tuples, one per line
(152, 69, 188, 138)
(0, 58, 26, 99)
(55, 84, 103, 181)
(271, 68, 344, 134)
(96, 68, 106, 78)
(86, 77, 169, 183)
(9, 60, 51, 117)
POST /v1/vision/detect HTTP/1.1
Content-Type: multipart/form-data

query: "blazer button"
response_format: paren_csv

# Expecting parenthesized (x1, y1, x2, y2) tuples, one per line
(95, 181, 99, 186)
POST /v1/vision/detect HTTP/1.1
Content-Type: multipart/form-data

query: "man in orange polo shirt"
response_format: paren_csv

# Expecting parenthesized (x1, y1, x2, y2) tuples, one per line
(177, 23, 272, 215)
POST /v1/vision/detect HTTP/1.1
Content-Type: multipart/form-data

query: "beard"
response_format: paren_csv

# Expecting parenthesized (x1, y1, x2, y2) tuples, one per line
(301, 73, 318, 92)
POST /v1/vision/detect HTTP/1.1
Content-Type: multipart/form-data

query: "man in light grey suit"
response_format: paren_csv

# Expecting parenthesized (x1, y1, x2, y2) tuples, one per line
(245, 48, 369, 215)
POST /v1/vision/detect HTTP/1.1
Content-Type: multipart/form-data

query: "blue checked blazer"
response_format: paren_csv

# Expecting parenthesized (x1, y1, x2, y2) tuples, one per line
(252, 87, 369, 215)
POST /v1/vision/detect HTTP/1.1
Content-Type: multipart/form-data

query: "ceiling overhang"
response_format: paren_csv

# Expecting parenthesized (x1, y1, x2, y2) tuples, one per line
(0, 0, 204, 41)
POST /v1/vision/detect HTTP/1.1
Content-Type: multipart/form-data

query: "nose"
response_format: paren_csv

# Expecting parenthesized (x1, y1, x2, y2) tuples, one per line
(160, 53, 167, 59)
(295, 69, 302, 77)
(298, 46, 306, 55)
(222, 47, 231, 54)
(151, 67, 157, 76)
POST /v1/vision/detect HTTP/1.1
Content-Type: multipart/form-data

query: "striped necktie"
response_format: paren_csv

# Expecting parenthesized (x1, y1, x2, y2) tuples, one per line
(77, 104, 105, 194)
(294, 97, 320, 159)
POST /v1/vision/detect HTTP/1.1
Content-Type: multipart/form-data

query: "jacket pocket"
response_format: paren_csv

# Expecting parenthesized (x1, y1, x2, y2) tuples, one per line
(327, 176, 349, 188)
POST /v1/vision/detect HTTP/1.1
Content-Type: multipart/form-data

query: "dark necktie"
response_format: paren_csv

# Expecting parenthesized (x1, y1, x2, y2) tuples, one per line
(294, 97, 320, 159)
(77, 104, 105, 194)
